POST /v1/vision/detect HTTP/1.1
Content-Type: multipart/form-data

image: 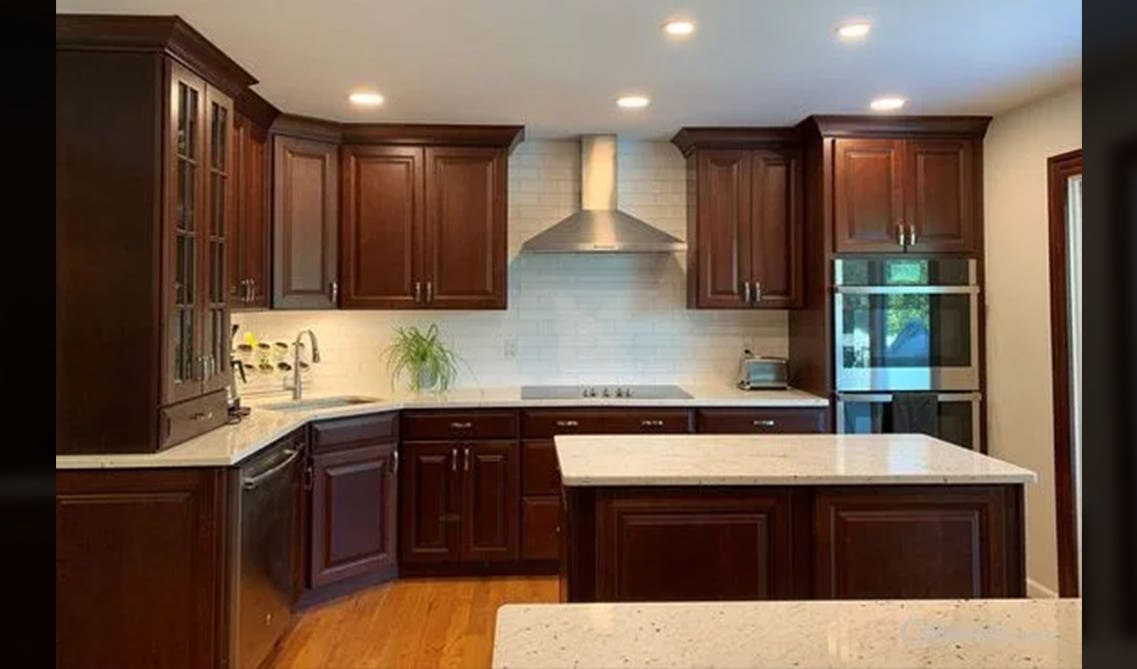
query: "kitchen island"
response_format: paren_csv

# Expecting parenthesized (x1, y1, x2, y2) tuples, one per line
(556, 434, 1036, 602)
(492, 598, 1081, 669)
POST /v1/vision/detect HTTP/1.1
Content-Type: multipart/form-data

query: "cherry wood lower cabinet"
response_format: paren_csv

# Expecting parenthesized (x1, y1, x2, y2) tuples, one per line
(561, 484, 1025, 603)
(309, 442, 398, 587)
(56, 468, 227, 669)
(399, 438, 521, 569)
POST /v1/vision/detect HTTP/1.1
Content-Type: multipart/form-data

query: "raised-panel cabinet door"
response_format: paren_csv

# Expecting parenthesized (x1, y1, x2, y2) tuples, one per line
(399, 442, 461, 563)
(310, 442, 397, 587)
(229, 113, 271, 309)
(695, 150, 752, 308)
(423, 147, 507, 309)
(272, 135, 339, 309)
(341, 145, 425, 308)
(813, 487, 1014, 599)
(461, 440, 520, 561)
(833, 138, 905, 253)
(750, 149, 803, 307)
(904, 138, 978, 253)
(200, 86, 233, 396)
(163, 62, 207, 405)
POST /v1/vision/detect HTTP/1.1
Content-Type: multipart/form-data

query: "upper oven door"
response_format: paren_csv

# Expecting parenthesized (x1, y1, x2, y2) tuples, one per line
(834, 257, 980, 391)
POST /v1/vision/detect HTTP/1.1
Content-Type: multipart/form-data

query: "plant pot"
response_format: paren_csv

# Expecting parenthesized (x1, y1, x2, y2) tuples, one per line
(413, 367, 439, 392)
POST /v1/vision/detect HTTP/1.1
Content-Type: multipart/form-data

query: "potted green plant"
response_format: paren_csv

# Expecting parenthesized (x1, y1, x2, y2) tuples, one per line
(383, 323, 460, 393)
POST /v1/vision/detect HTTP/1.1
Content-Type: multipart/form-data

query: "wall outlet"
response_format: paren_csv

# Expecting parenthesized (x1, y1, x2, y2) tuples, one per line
(503, 337, 517, 360)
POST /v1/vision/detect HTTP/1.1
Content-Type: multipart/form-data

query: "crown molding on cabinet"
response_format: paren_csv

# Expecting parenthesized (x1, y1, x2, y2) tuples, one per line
(270, 113, 525, 152)
(802, 115, 993, 138)
(56, 14, 257, 99)
(670, 126, 803, 156)
(235, 88, 281, 133)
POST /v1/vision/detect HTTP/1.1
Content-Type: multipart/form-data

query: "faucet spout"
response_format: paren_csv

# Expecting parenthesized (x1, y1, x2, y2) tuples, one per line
(292, 330, 321, 400)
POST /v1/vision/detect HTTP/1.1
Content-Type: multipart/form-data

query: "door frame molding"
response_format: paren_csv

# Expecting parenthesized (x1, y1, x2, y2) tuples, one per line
(1046, 147, 1081, 597)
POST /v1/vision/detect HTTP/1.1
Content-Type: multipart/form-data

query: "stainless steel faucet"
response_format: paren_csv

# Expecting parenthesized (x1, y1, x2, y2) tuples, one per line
(289, 330, 321, 400)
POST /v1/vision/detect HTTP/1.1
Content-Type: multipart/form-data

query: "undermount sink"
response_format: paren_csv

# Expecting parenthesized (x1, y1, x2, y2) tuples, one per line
(261, 395, 383, 412)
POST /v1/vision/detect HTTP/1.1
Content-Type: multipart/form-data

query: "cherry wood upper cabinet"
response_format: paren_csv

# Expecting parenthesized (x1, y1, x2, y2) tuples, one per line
(904, 138, 978, 253)
(424, 147, 508, 309)
(273, 135, 339, 309)
(228, 91, 278, 309)
(57, 15, 256, 453)
(674, 129, 803, 310)
(693, 150, 751, 308)
(832, 138, 906, 253)
(341, 145, 425, 308)
(750, 149, 803, 307)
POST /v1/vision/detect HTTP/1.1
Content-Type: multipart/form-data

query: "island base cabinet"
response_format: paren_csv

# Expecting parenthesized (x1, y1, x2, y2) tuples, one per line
(562, 484, 1025, 603)
(813, 486, 1024, 599)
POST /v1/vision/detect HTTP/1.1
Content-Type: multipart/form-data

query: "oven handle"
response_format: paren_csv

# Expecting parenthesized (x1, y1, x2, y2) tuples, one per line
(835, 392, 982, 402)
(834, 285, 980, 295)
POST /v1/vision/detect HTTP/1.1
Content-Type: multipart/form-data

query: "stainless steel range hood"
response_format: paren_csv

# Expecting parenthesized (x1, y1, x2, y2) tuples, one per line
(520, 135, 686, 253)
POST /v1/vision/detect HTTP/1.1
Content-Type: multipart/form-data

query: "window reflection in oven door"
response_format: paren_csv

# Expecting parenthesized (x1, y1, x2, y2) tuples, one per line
(835, 392, 982, 451)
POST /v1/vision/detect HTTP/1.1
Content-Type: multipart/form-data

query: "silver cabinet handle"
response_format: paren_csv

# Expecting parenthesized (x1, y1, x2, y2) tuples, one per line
(191, 410, 214, 422)
(908, 224, 917, 247)
(743, 280, 751, 304)
(425, 281, 433, 303)
(450, 421, 473, 429)
(247, 278, 255, 302)
(451, 447, 458, 472)
(754, 281, 762, 303)
(640, 419, 665, 428)
(302, 464, 314, 491)
(897, 222, 906, 247)
(242, 449, 300, 490)
(753, 419, 776, 428)
(414, 281, 422, 304)
(392, 450, 399, 476)
(464, 446, 471, 472)
(555, 420, 579, 428)
(329, 281, 339, 305)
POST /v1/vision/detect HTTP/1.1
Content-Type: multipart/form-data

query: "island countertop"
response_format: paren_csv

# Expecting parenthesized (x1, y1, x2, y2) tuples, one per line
(554, 433, 1037, 486)
(492, 598, 1082, 669)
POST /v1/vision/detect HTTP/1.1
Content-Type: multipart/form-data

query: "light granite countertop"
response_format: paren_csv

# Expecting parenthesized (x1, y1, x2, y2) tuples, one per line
(554, 433, 1037, 486)
(492, 598, 1082, 669)
(55, 385, 826, 469)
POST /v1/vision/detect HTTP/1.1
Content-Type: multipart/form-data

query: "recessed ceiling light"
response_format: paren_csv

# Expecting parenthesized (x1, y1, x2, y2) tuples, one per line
(663, 19, 695, 37)
(870, 96, 906, 112)
(836, 21, 871, 40)
(617, 95, 651, 109)
(349, 91, 384, 107)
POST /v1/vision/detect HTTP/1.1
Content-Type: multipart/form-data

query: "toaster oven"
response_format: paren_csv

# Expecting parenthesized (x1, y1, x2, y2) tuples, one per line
(737, 351, 789, 390)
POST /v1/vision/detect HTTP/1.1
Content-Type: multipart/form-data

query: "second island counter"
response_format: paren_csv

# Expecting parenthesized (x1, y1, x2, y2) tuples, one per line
(554, 433, 1036, 603)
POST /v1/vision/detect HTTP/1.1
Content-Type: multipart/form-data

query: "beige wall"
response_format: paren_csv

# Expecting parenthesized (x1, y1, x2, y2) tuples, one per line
(984, 84, 1081, 597)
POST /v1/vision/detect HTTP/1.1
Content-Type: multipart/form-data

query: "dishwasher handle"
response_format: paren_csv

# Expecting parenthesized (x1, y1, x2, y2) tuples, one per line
(242, 449, 301, 490)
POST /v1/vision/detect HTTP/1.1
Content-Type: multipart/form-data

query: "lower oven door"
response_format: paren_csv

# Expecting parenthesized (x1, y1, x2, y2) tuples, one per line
(835, 392, 982, 451)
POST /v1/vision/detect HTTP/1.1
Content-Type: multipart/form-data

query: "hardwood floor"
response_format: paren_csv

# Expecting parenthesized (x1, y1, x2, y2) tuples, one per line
(269, 576, 559, 669)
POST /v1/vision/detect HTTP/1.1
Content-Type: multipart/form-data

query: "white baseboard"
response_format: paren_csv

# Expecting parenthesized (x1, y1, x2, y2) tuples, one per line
(1027, 577, 1059, 598)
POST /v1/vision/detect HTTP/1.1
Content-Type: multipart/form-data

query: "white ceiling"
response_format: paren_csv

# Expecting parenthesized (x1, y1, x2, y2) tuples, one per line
(57, 0, 1082, 139)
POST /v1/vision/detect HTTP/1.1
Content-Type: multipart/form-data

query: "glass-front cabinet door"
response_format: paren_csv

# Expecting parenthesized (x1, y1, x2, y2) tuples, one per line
(164, 63, 206, 405)
(202, 88, 233, 395)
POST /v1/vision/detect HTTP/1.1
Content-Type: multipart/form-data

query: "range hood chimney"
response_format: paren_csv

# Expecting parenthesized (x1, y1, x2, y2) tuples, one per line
(520, 135, 686, 253)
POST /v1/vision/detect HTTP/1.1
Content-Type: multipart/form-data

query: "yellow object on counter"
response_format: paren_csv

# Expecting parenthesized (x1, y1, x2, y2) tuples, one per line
(243, 332, 259, 348)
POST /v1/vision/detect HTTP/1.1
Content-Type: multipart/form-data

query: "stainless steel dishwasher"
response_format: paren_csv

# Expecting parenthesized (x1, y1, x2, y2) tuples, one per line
(226, 430, 304, 669)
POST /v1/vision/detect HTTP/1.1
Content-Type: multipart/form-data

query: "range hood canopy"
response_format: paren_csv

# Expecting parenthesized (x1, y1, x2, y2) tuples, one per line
(520, 135, 687, 253)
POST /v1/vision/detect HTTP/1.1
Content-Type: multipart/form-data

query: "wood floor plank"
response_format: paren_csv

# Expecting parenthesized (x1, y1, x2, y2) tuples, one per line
(269, 576, 556, 669)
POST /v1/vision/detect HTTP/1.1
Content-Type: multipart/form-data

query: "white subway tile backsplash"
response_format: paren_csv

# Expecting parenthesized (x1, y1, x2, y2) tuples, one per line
(233, 139, 787, 396)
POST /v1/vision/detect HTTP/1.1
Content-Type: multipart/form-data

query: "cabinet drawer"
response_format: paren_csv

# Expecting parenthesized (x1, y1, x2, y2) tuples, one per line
(311, 412, 397, 452)
(159, 391, 228, 450)
(696, 408, 828, 434)
(604, 409, 693, 434)
(521, 496, 561, 561)
(522, 440, 561, 495)
(401, 410, 518, 441)
(522, 410, 608, 438)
